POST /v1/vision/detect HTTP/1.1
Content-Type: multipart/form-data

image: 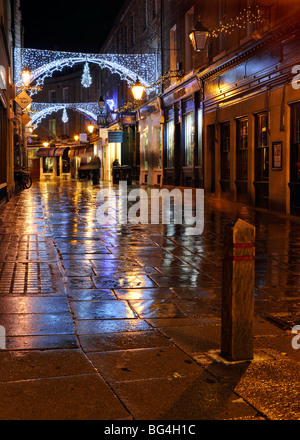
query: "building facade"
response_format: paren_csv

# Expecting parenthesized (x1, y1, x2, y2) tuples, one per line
(100, 0, 300, 215)
(0, 0, 23, 207)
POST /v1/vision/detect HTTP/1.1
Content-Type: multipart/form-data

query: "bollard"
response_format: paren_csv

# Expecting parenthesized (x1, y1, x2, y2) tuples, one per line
(221, 218, 255, 362)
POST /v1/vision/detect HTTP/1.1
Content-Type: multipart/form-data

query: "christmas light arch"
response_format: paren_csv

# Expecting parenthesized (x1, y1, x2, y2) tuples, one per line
(14, 48, 156, 94)
(28, 102, 101, 127)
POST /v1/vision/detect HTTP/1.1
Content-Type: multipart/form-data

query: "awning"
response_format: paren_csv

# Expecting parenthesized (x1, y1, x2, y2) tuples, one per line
(37, 148, 56, 158)
(69, 145, 94, 158)
(54, 147, 70, 158)
(79, 157, 101, 171)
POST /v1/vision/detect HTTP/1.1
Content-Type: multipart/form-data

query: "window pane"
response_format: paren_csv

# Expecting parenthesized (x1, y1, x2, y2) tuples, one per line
(43, 157, 54, 173)
(167, 120, 174, 167)
(220, 122, 230, 180)
(255, 113, 269, 181)
(236, 118, 248, 180)
(198, 108, 203, 168)
(185, 112, 195, 166)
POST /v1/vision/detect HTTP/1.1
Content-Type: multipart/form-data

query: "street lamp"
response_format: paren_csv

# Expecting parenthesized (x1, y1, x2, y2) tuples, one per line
(189, 18, 210, 51)
(131, 78, 145, 101)
(98, 96, 105, 111)
(87, 124, 95, 134)
(21, 69, 31, 87)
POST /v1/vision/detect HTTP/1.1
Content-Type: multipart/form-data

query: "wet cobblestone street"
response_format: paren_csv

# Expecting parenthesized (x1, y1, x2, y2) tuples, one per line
(0, 180, 300, 420)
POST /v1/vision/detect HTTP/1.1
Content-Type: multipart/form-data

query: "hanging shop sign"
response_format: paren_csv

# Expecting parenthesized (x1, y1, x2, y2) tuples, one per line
(22, 113, 32, 126)
(14, 90, 32, 109)
(108, 131, 123, 143)
(79, 133, 88, 143)
(120, 112, 136, 126)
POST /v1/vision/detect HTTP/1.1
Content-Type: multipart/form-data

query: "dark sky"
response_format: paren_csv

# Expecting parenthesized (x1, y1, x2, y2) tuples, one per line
(20, 0, 127, 53)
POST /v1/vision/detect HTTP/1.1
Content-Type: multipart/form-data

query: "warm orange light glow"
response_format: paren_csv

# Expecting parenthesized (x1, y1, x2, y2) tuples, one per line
(74, 135, 79, 141)
(131, 78, 145, 101)
(21, 69, 31, 87)
(87, 125, 95, 134)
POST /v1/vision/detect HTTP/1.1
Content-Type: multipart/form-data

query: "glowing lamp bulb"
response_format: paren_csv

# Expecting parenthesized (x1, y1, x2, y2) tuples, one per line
(131, 78, 145, 101)
(21, 69, 31, 87)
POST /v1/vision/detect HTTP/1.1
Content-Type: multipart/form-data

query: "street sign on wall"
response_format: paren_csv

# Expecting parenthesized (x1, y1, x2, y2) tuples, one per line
(108, 131, 123, 144)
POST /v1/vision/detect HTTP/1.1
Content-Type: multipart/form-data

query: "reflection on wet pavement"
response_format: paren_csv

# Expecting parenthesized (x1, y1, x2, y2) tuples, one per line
(0, 181, 300, 419)
(0, 181, 300, 351)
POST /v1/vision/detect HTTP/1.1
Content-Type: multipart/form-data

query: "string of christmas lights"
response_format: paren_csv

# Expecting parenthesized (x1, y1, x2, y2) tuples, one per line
(210, 6, 265, 38)
(62, 107, 69, 124)
(28, 102, 100, 127)
(81, 61, 92, 88)
(14, 48, 156, 95)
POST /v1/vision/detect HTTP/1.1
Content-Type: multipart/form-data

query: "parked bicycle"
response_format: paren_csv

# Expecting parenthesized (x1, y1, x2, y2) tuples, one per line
(14, 168, 33, 191)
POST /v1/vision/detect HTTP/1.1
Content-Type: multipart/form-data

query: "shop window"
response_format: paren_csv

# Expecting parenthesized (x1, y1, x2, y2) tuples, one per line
(255, 112, 269, 181)
(157, 126, 162, 169)
(198, 108, 203, 168)
(43, 157, 54, 174)
(185, 112, 195, 167)
(236, 117, 248, 181)
(220, 121, 230, 182)
(62, 158, 70, 174)
(141, 129, 149, 171)
(166, 120, 174, 167)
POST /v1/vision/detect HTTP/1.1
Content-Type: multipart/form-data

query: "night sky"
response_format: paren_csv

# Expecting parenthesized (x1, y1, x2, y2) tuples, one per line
(20, 0, 127, 53)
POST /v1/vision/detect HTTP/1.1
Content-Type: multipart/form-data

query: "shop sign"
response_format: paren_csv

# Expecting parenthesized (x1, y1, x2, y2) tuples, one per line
(161, 78, 200, 108)
(79, 133, 88, 143)
(22, 113, 31, 126)
(108, 131, 123, 143)
(14, 91, 32, 109)
(272, 141, 282, 170)
(121, 112, 136, 125)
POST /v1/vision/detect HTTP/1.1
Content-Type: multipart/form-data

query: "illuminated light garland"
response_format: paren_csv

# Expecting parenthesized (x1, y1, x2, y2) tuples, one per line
(106, 99, 115, 111)
(14, 48, 156, 95)
(28, 102, 100, 127)
(81, 61, 92, 88)
(62, 108, 69, 124)
(210, 6, 265, 38)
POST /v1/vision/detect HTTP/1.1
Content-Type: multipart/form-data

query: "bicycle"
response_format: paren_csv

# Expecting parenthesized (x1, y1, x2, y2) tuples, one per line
(14, 168, 33, 191)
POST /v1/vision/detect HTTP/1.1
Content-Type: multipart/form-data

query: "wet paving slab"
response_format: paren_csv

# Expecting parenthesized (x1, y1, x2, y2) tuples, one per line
(1, 181, 300, 419)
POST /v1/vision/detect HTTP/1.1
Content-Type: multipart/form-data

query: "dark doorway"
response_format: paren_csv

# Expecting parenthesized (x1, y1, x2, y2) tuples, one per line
(290, 103, 300, 215)
(254, 112, 269, 209)
(207, 124, 215, 192)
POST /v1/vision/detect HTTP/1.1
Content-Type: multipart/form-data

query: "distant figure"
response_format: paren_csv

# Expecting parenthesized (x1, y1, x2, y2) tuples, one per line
(113, 159, 120, 167)
(92, 157, 101, 185)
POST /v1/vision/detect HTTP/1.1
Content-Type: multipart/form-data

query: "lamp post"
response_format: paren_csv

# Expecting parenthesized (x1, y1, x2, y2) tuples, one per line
(21, 69, 31, 88)
(87, 124, 95, 134)
(189, 18, 210, 51)
(98, 96, 105, 111)
(131, 78, 146, 101)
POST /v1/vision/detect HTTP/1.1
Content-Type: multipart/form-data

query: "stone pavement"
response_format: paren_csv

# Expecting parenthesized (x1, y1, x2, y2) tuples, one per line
(0, 180, 299, 420)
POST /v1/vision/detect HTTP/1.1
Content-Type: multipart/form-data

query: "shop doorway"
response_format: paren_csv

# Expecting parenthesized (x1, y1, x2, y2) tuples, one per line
(254, 112, 269, 209)
(207, 124, 215, 192)
(290, 103, 300, 215)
